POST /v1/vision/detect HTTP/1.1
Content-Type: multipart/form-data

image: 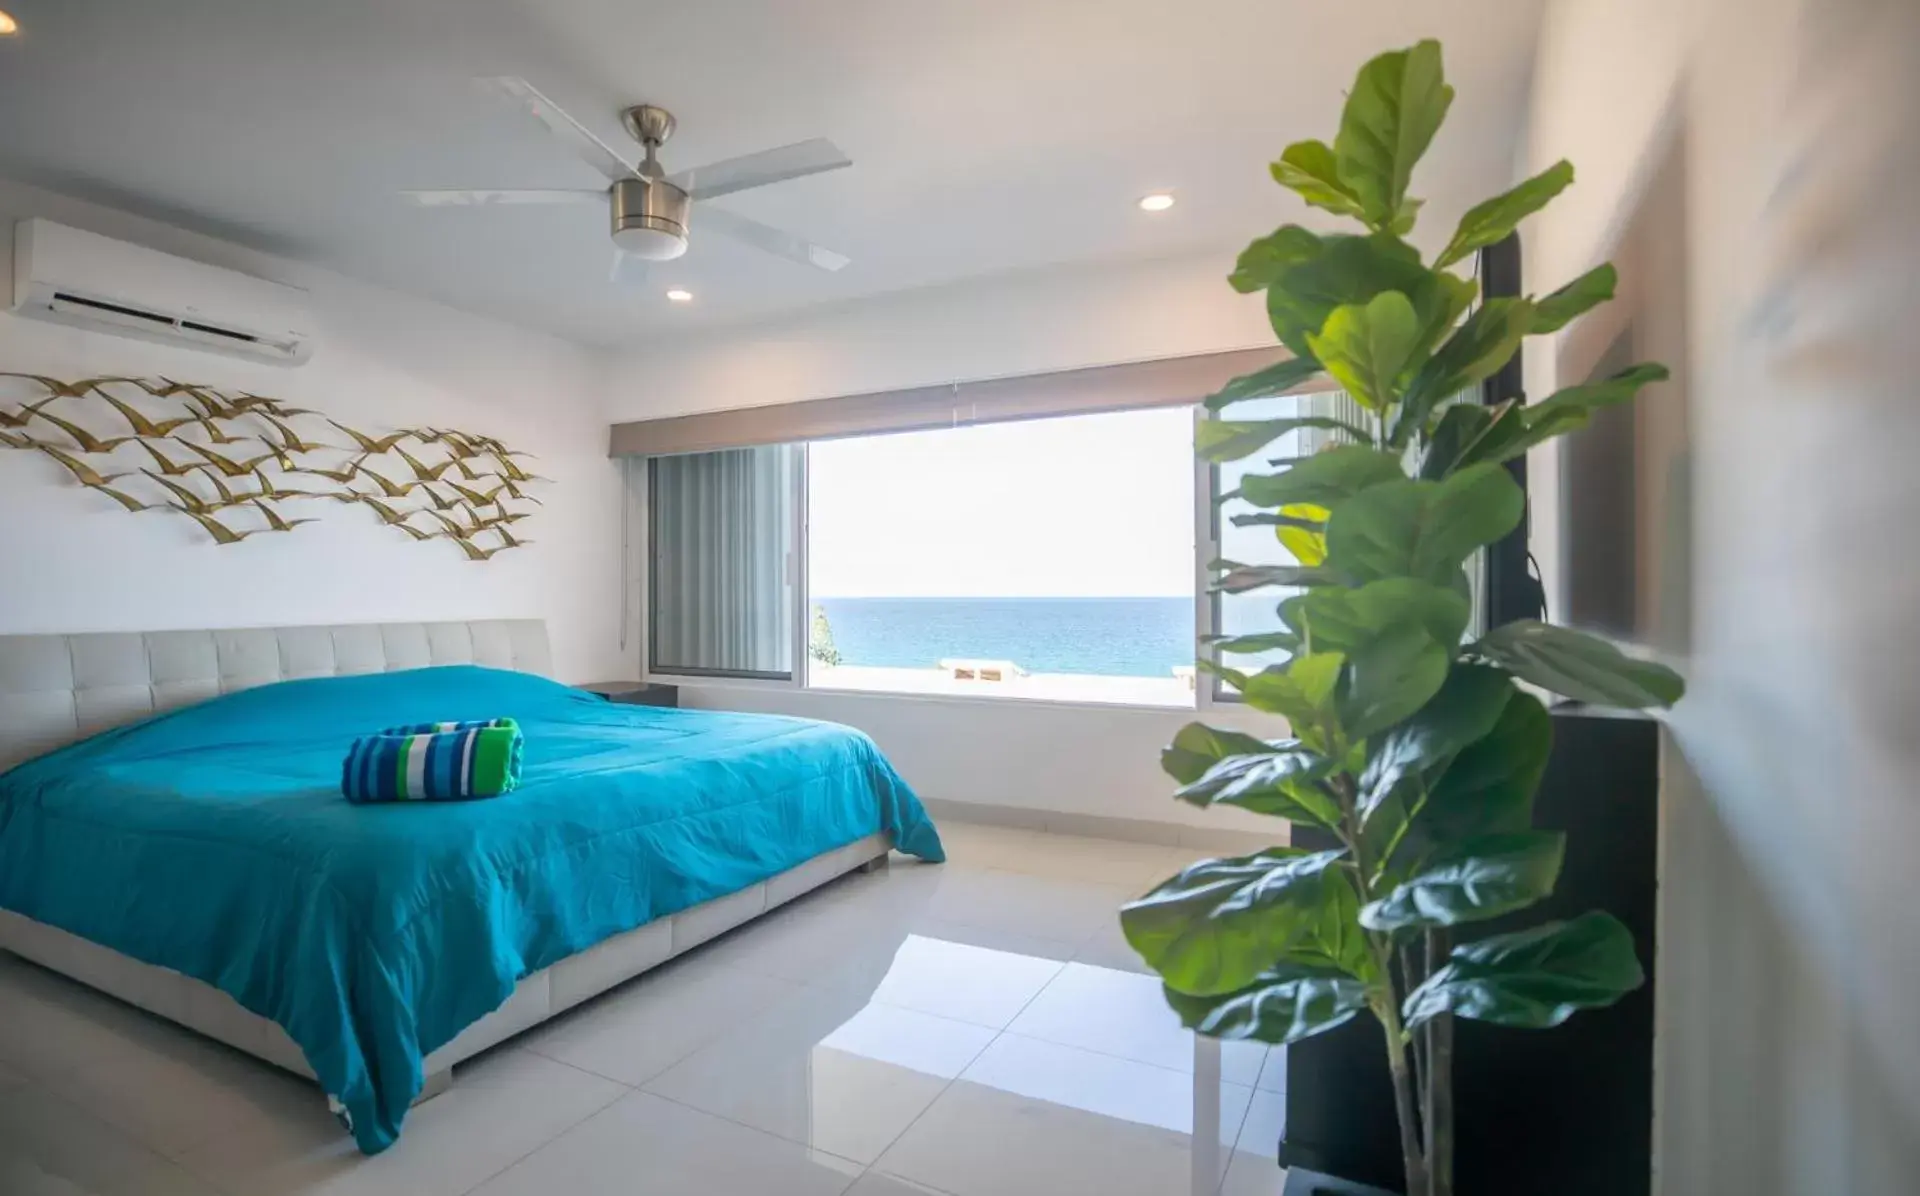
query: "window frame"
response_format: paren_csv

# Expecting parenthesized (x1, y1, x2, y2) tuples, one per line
(638, 399, 1325, 714)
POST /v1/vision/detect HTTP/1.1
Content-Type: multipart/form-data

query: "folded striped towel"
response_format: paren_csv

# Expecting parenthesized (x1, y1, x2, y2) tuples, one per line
(342, 718, 523, 804)
(379, 718, 517, 736)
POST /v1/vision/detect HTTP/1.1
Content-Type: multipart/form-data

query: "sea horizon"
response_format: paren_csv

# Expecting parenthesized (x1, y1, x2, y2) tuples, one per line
(812, 595, 1196, 678)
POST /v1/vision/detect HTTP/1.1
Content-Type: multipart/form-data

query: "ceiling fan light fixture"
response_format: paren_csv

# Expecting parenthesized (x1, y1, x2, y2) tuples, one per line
(613, 224, 688, 261)
(612, 177, 690, 261)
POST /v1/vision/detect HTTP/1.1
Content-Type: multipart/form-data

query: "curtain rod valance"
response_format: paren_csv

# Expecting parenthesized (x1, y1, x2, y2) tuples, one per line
(607, 346, 1315, 457)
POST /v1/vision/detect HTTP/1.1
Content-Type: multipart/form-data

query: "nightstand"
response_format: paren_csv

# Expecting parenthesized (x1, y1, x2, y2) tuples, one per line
(577, 681, 680, 708)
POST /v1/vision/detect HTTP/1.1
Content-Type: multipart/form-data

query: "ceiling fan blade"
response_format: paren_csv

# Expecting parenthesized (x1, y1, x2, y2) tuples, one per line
(402, 189, 605, 207)
(479, 76, 637, 185)
(610, 250, 653, 287)
(698, 206, 850, 272)
(669, 138, 851, 201)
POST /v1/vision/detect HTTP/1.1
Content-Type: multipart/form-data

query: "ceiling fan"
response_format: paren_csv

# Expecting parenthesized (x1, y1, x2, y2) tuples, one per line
(404, 77, 852, 283)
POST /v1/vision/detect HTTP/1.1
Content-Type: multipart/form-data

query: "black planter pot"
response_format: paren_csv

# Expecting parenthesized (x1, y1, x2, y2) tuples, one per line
(1282, 1166, 1401, 1196)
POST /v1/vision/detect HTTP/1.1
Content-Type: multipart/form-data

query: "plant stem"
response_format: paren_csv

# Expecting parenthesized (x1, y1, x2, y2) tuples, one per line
(1376, 998, 1432, 1196)
(1405, 941, 1429, 1150)
(1427, 929, 1455, 1196)
(1334, 773, 1430, 1196)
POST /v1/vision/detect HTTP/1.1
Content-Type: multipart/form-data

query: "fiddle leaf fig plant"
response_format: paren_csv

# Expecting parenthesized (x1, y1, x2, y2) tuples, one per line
(1120, 40, 1683, 1196)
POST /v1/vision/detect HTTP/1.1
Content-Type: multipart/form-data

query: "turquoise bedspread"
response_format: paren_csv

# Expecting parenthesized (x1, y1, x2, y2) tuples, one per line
(0, 665, 942, 1153)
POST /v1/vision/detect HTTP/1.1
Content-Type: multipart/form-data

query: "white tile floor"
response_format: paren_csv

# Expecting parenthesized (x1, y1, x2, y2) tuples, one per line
(0, 822, 1290, 1196)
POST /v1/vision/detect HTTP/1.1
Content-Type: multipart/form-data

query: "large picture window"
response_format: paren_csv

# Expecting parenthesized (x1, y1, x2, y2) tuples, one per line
(805, 408, 1198, 707)
(633, 349, 1393, 707)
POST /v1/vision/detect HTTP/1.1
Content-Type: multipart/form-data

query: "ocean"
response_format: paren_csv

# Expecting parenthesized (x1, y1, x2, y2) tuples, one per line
(813, 596, 1196, 678)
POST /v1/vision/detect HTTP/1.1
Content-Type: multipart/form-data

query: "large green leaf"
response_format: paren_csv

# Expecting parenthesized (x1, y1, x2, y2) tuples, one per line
(1315, 867, 1377, 979)
(1360, 831, 1566, 932)
(1357, 663, 1515, 823)
(1333, 40, 1453, 231)
(1240, 651, 1346, 732)
(1434, 160, 1575, 269)
(1281, 578, 1470, 655)
(1406, 271, 1480, 370)
(1162, 964, 1370, 1045)
(1399, 298, 1534, 437)
(1276, 504, 1330, 568)
(1306, 291, 1421, 412)
(1204, 354, 1327, 411)
(1473, 620, 1685, 707)
(1339, 624, 1451, 741)
(1232, 445, 1406, 510)
(1429, 359, 1665, 476)
(1198, 416, 1371, 463)
(1459, 364, 1670, 468)
(1323, 464, 1525, 586)
(1270, 140, 1368, 220)
(1419, 689, 1553, 842)
(1419, 401, 1525, 479)
(1402, 911, 1645, 1029)
(1173, 745, 1341, 827)
(1530, 263, 1617, 334)
(1230, 225, 1322, 295)
(1162, 722, 1280, 785)
(1262, 233, 1433, 359)
(1121, 848, 1347, 996)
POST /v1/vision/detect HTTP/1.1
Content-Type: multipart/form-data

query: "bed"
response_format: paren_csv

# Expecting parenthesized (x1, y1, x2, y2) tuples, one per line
(0, 619, 943, 1154)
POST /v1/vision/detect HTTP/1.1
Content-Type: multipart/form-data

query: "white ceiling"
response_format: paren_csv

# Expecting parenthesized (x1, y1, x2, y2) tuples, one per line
(0, 0, 1545, 347)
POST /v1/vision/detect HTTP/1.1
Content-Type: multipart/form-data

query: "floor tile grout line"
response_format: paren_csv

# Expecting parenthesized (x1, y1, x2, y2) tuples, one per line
(635, 1085, 873, 1173)
(618, 966, 1016, 1180)
(862, 1168, 966, 1196)
(517, 1046, 644, 1090)
(630, 979, 1011, 1173)
(850, 1015, 1007, 1182)
(439, 1078, 637, 1196)
(11, 1078, 246, 1196)
(973, 1026, 1269, 1154)
(517, 972, 804, 1090)
(988, 1025, 1270, 1091)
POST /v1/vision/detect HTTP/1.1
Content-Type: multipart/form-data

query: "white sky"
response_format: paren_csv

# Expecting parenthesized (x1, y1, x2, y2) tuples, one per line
(807, 407, 1196, 598)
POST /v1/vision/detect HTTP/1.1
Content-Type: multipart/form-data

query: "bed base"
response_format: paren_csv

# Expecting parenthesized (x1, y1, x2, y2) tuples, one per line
(0, 832, 892, 1102)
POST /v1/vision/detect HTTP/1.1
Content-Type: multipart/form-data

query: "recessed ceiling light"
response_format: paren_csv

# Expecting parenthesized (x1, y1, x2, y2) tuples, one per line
(665, 289, 693, 303)
(0, 11, 19, 36)
(1138, 193, 1176, 212)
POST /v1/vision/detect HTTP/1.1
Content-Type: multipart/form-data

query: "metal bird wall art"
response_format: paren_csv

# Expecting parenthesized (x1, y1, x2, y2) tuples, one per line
(0, 373, 549, 556)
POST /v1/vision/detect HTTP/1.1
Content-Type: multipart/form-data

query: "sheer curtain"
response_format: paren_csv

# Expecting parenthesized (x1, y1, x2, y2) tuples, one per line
(647, 445, 795, 677)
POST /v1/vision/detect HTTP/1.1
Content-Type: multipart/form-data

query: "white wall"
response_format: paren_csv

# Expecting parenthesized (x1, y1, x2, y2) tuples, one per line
(605, 249, 1272, 420)
(604, 250, 1283, 832)
(0, 180, 623, 681)
(678, 684, 1277, 837)
(1525, 1, 1920, 1192)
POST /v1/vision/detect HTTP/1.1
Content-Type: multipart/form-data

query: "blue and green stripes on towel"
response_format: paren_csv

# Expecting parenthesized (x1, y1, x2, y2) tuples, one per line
(342, 718, 523, 803)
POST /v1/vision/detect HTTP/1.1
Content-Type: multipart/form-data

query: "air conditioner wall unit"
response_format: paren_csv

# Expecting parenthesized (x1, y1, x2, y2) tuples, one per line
(9, 219, 316, 366)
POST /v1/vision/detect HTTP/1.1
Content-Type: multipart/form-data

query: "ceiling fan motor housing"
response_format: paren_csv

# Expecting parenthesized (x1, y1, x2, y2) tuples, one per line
(612, 176, 689, 261)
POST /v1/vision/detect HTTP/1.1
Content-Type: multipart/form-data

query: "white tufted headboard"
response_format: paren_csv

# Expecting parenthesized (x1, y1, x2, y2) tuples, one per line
(0, 619, 550, 772)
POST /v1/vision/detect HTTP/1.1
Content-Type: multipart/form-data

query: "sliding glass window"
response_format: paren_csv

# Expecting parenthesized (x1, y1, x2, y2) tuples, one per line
(1209, 388, 1367, 699)
(647, 445, 797, 679)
